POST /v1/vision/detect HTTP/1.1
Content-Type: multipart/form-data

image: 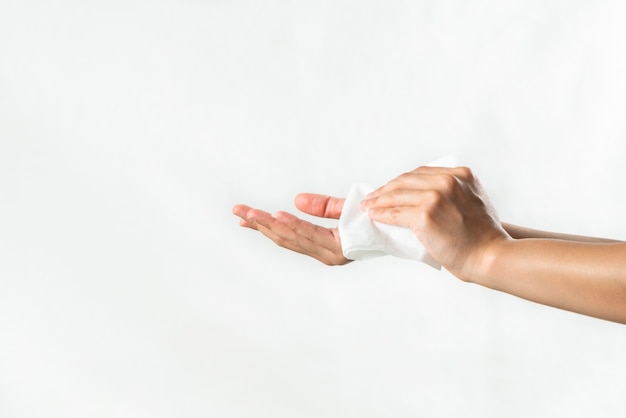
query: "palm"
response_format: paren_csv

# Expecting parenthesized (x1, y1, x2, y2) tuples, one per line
(232, 194, 351, 266)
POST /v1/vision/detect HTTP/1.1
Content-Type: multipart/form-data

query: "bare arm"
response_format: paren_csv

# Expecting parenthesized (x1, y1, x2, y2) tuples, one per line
(234, 167, 626, 323)
(477, 239, 626, 323)
(363, 166, 626, 324)
(502, 223, 622, 243)
(493, 225, 626, 322)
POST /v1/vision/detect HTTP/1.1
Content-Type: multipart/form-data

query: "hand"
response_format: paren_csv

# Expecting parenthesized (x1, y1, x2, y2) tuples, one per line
(232, 194, 351, 266)
(361, 166, 509, 279)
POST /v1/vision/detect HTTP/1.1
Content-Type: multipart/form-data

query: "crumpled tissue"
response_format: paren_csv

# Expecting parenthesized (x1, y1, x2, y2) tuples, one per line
(338, 155, 457, 269)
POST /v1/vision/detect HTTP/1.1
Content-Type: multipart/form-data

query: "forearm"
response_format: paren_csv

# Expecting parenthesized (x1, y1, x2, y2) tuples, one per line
(358, 164, 626, 323)
(475, 239, 626, 323)
(502, 222, 622, 243)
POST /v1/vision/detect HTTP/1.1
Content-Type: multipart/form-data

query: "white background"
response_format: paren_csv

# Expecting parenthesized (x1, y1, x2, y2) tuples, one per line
(2, 1, 626, 417)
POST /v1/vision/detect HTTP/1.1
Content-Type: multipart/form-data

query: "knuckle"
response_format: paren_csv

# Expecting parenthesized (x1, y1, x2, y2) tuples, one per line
(456, 166, 474, 180)
(440, 174, 457, 190)
(425, 189, 444, 206)
(395, 172, 414, 185)
(389, 207, 402, 222)
(420, 208, 436, 229)
(418, 209, 435, 228)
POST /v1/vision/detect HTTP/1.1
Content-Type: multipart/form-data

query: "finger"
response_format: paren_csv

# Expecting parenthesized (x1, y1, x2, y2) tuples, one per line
(365, 186, 453, 228)
(361, 188, 436, 211)
(232, 204, 257, 229)
(294, 193, 345, 219)
(232, 204, 252, 218)
(366, 204, 429, 229)
(252, 210, 320, 250)
(412, 165, 474, 181)
(273, 211, 340, 251)
(233, 204, 270, 231)
(367, 172, 459, 200)
(366, 174, 412, 200)
(411, 166, 479, 196)
(256, 213, 342, 262)
(234, 203, 348, 265)
(366, 172, 430, 199)
(251, 210, 296, 239)
(273, 211, 317, 241)
(234, 204, 326, 250)
(239, 218, 254, 228)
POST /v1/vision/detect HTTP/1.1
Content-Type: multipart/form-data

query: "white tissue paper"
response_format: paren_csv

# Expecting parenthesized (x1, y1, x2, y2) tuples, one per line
(338, 155, 457, 269)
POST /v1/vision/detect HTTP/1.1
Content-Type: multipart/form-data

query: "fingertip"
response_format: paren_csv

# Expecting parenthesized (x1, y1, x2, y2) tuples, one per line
(232, 204, 251, 216)
(294, 193, 310, 209)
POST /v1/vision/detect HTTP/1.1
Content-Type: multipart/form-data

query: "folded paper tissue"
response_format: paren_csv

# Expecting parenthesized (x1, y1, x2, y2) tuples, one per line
(337, 155, 457, 270)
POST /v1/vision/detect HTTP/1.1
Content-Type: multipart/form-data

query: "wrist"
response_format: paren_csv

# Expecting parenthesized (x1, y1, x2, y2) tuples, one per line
(459, 235, 512, 285)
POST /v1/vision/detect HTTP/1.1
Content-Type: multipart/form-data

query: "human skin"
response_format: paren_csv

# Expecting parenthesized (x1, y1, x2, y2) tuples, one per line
(232, 166, 626, 324)
(232, 193, 349, 266)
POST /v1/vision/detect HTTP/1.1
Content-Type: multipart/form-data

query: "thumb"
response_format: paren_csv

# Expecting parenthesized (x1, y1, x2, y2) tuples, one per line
(294, 193, 345, 219)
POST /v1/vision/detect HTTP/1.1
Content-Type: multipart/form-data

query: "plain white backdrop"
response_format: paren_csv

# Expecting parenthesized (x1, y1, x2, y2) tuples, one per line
(2, 1, 626, 417)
